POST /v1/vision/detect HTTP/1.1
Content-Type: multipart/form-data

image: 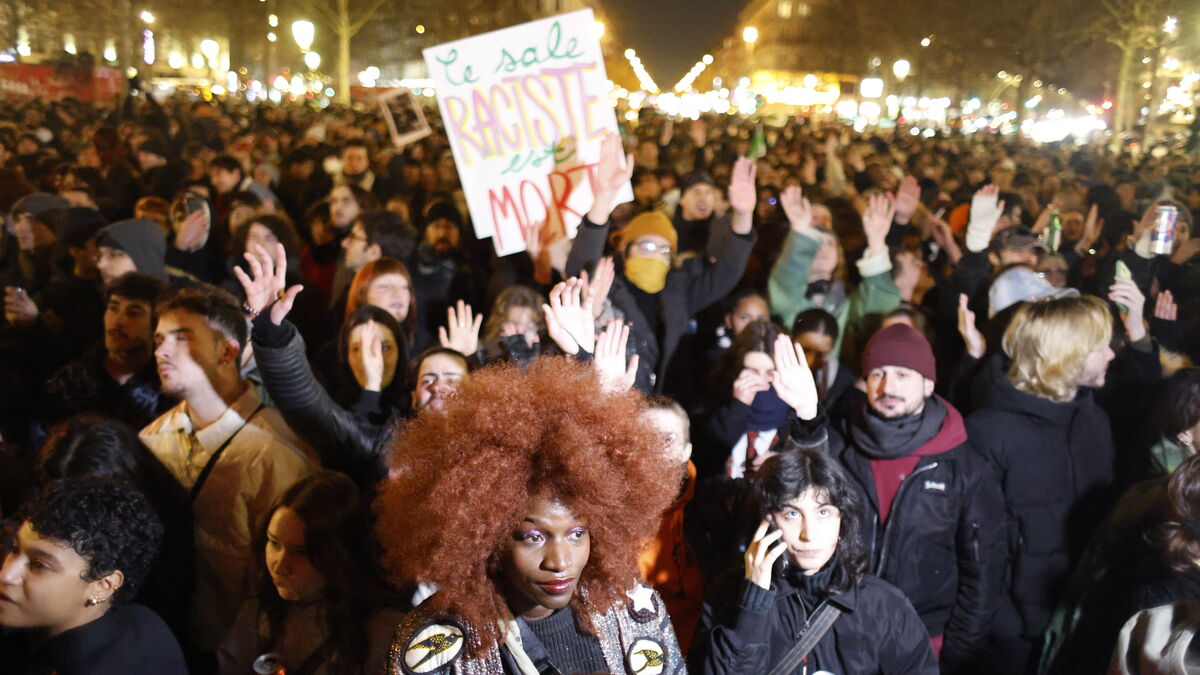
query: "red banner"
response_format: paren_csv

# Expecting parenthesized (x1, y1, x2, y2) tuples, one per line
(0, 64, 124, 102)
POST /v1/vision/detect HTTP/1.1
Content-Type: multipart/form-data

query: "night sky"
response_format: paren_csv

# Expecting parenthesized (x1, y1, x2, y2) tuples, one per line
(602, 0, 744, 87)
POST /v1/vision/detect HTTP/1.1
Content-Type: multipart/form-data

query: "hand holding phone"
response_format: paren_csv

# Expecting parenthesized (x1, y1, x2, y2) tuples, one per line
(745, 518, 788, 590)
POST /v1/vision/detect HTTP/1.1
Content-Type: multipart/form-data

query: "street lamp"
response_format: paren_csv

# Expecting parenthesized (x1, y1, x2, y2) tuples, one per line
(140, 10, 155, 24)
(742, 26, 758, 44)
(304, 51, 321, 71)
(920, 36, 931, 47)
(892, 59, 910, 80)
(292, 20, 315, 52)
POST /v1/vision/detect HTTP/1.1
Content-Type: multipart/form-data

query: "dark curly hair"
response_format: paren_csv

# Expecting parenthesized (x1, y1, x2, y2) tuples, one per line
(24, 479, 164, 605)
(753, 448, 869, 595)
(375, 358, 678, 653)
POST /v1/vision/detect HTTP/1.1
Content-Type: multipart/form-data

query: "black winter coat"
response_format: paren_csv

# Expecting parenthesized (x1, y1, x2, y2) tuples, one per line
(799, 401, 1008, 668)
(565, 215, 755, 393)
(691, 570, 938, 674)
(964, 354, 1117, 640)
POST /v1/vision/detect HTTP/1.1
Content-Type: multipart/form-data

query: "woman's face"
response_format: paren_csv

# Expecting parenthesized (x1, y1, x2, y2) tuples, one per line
(772, 487, 842, 575)
(501, 306, 539, 344)
(329, 185, 360, 229)
(245, 223, 281, 256)
(366, 273, 411, 323)
(266, 507, 327, 603)
(811, 231, 839, 279)
(0, 521, 117, 636)
(348, 320, 399, 389)
(502, 495, 590, 621)
(741, 350, 775, 381)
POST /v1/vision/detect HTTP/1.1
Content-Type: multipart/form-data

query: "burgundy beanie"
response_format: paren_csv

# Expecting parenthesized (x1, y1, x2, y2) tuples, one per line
(861, 323, 937, 382)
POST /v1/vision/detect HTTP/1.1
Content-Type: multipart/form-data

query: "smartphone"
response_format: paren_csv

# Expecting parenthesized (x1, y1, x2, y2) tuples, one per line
(1114, 260, 1131, 314)
(184, 195, 206, 215)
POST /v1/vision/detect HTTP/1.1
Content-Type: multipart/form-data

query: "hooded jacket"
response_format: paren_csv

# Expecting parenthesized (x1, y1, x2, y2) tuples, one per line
(97, 219, 167, 280)
(802, 397, 1007, 669)
(964, 353, 1116, 641)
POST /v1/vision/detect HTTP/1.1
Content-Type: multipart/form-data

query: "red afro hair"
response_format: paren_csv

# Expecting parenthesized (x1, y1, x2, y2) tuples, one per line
(374, 357, 680, 652)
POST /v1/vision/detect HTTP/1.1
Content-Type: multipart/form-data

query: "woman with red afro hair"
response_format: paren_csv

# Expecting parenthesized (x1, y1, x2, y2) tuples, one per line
(378, 357, 686, 674)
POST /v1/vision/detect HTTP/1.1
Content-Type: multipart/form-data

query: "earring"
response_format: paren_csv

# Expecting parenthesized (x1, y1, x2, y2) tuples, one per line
(85, 597, 99, 607)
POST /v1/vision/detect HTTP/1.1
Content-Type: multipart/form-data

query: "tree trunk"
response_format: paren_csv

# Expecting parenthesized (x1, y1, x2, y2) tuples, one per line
(337, 0, 352, 105)
(1143, 42, 1162, 144)
(1111, 41, 1135, 148)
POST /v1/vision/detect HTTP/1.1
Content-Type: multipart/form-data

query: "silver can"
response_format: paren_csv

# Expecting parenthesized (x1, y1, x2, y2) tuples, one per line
(253, 652, 286, 675)
(1151, 204, 1178, 256)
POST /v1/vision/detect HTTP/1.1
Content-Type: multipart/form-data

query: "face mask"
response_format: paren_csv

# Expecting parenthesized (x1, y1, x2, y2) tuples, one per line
(624, 256, 669, 294)
(746, 385, 790, 431)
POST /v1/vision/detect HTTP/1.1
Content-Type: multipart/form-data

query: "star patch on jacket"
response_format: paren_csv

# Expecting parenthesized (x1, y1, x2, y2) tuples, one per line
(402, 623, 465, 674)
(626, 637, 667, 675)
(627, 584, 660, 623)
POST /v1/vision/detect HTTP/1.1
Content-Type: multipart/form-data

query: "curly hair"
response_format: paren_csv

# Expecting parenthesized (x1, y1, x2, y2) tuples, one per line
(374, 358, 678, 653)
(24, 479, 164, 604)
(1155, 454, 1200, 572)
(754, 448, 869, 595)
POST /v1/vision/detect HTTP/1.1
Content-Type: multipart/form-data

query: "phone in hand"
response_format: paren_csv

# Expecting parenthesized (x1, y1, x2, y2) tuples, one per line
(184, 194, 207, 215)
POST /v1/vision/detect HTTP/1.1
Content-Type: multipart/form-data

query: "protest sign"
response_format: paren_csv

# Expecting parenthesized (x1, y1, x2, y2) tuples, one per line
(424, 9, 632, 256)
(378, 88, 432, 149)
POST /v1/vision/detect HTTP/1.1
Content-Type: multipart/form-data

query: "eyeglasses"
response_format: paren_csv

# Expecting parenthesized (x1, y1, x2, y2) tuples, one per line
(630, 240, 672, 260)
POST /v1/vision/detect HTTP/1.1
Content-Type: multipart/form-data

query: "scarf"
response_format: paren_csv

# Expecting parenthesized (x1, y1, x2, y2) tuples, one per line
(849, 396, 949, 459)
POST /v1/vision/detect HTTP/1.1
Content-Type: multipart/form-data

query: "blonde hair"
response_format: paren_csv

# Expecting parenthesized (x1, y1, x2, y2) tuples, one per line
(1002, 295, 1112, 403)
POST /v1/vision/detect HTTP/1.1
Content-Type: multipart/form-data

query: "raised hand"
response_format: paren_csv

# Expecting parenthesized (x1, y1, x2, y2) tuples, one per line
(438, 300, 483, 356)
(587, 132, 634, 225)
(930, 214, 963, 264)
(594, 318, 639, 393)
(957, 293, 985, 359)
(862, 192, 896, 255)
(233, 243, 304, 326)
(728, 156, 757, 234)
(542, 278, 595, 356)
(359, 320, 385, 392)
(174, 207, 211, 252)
(584, 257, 615, 319)
(771, 333, 818, 420)
(1077, 203, 1103, 254)
(745, 519, 787, 590)
(965, 185, 1005, 253)
(1109, 277, 1147, 342)
(1154, 289, 1178, 322)
(894, 175, 920, 225)
(3, 286, 38, 327)
(779, 185, 813, 233)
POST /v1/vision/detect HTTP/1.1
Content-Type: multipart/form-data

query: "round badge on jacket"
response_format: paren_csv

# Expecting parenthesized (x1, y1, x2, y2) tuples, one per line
(402, 623, 465, 674)
(626, 637, 666, 675)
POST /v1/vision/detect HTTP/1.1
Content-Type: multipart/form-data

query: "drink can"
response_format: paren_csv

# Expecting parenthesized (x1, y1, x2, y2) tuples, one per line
(1151, 204, 1178, 256)
(253, 653, 286, 675)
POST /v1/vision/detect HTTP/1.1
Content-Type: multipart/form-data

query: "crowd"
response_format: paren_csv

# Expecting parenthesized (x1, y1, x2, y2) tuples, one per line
(0, 76, 1198, 675)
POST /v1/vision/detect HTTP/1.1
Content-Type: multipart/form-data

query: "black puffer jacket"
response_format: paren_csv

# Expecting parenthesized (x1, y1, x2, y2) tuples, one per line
(797, 400, 1007, 669)
(251, 314, 394, 491)
(565, 214, 755, 393)
(691, 568, 938, 674)
(964, 354, 1117, 640)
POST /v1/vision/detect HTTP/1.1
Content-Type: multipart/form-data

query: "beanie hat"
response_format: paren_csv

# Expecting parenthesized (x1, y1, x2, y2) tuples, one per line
(678, 170, 715, 198)
(11, 192, 71, 234)
(58, 207, 108, 250)
(425, 202, 463, 229)
(95, 219, 167, 280)
(861, 323, 937, 382)
(988, 266, 1078, 318)
(619, 211, 678, 250)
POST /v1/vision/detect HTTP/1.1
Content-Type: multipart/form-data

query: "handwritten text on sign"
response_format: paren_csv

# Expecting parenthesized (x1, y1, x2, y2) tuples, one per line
(424, 10, 631, 256)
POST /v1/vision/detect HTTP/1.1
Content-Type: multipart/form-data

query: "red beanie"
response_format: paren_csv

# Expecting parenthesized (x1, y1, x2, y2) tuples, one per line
(861, 323, 937, 382)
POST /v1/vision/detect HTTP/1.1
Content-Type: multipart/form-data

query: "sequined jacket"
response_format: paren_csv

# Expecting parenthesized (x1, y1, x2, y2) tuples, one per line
(387, 585, 685, 675)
